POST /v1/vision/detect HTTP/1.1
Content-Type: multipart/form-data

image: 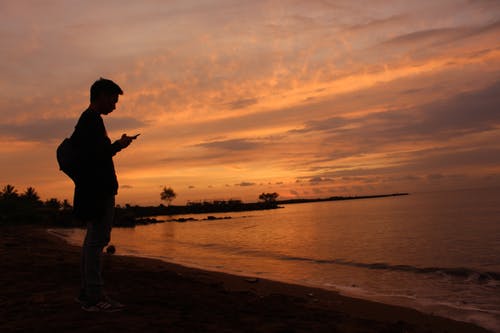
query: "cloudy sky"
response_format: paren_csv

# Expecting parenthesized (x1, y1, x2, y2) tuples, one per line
(1, 0, 499, 205)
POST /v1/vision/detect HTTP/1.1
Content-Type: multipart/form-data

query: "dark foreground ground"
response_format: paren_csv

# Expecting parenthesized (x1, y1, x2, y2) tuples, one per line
(0, 225, 491, 333)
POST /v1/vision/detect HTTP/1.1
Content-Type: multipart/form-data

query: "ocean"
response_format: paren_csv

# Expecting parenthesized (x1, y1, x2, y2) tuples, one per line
(52, 187, 500, 332)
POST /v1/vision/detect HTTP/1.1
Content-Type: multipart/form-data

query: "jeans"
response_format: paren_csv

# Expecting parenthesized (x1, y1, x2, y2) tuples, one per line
(80, 195, 115, 303)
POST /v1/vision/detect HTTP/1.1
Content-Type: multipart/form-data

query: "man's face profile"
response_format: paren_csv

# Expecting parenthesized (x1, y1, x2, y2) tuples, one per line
(99, 94, 119, 115)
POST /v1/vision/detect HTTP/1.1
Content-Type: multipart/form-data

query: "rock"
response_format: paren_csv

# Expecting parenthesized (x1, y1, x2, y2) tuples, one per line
(106, 245, 116, 254)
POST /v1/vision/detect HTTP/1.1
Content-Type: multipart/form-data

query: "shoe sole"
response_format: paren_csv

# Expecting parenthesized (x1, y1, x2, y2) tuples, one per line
(81, 305, 123, 313)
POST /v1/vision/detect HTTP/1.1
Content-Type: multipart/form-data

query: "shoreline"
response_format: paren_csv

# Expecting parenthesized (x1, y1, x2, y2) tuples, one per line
(50, 226, 500, 332)
(1, 225, 492, 332)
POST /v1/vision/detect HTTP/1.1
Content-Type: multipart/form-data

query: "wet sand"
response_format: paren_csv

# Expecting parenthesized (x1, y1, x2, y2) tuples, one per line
(0, 225, 491, 332)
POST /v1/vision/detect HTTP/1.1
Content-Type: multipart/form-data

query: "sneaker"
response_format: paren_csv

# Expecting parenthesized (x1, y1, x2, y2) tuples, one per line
(76, 293, 125, 309)
(103, 295, 125, 309)
(81, 299, 123, 313)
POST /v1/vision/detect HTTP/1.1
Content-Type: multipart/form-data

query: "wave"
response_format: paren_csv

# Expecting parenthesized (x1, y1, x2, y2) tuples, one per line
(181, 239, 500, 284)
(281, 256, 500, 283)
(178, 239, 500, 284)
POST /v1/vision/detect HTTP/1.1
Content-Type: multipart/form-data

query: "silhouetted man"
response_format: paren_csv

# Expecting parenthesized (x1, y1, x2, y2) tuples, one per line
(71, 78, 138, 312)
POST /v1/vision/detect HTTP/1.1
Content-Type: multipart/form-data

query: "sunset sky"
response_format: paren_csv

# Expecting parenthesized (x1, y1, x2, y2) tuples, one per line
(1, 0, 499, 205)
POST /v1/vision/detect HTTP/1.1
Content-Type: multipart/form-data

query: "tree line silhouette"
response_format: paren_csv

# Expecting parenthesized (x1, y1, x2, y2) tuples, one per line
(0, 184, 281, 227)
(0, 184, 73, 225)
(0, 183, 407, 228)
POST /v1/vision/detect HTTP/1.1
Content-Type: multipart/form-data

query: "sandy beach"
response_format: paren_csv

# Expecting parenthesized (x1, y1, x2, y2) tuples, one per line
(0, 225, 491, 333)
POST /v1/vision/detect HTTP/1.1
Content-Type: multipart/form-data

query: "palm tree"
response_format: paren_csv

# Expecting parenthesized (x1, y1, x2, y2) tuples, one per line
(22, 187, 40, 203)
(1, 184, 18, 200)
(160, 186, 177, 206)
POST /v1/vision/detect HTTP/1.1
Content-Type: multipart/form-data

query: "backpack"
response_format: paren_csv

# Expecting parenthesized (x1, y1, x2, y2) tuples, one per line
(56, 138, 80, 182)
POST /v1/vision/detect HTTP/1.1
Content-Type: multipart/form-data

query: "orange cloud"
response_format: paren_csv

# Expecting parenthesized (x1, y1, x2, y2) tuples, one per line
(1, 1, 500, 204)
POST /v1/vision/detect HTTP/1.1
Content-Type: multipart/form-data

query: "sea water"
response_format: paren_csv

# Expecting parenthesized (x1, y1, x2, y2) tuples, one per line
(52, 187, 500, 332)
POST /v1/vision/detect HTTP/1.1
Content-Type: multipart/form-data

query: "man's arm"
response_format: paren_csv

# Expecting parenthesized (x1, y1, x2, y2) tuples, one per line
(111, 134, 138, 155)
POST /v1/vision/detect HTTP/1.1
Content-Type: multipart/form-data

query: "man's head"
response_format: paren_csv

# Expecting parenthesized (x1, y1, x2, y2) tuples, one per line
(90, 78, 123, 115)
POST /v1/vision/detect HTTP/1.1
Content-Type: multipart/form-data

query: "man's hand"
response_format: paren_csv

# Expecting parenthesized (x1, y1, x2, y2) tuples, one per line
(117, 133, 139, 149)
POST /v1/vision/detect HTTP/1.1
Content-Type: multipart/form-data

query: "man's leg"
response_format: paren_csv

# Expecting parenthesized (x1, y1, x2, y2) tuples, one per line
(79, 231, 88, 301)
(82, 195, 115, 303)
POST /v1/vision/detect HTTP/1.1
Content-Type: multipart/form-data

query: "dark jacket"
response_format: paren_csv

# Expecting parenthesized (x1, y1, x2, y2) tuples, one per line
(70, 108, 122, 220)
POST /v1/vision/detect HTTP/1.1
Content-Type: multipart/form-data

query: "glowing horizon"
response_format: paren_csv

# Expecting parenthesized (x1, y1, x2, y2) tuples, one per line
(1, 1, 500, 205)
